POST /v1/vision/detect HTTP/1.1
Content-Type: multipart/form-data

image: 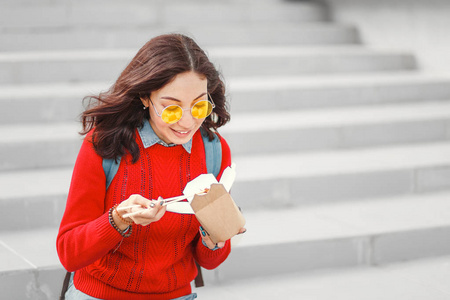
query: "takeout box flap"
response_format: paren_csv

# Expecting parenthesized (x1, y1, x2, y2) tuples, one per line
(183, 173, 217, 202)
(182, 164, 236, 202)
(219, 163, 236, 192)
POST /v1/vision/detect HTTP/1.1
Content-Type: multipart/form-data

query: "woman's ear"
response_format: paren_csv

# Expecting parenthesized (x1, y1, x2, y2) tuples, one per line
(140, 95, 149, 109)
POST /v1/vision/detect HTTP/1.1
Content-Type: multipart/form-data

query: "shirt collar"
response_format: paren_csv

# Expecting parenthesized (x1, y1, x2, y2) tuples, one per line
(137, 120, 192, 153)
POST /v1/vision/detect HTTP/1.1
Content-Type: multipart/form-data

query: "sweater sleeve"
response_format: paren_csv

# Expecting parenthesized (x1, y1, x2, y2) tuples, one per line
(56, 135, 124, 272)
(193, 135, 233, 269)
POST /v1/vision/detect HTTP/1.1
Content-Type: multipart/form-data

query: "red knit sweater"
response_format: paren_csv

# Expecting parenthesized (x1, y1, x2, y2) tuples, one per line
(57, 129, 232, 299)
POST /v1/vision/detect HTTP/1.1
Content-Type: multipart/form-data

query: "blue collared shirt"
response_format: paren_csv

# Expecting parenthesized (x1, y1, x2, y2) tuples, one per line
(137, 120, 192, 154)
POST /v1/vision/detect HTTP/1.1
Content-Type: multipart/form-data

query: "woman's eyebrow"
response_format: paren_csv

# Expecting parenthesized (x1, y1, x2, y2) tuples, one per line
(160, 96, 182, 102)
(160, 92, 207, 103)
(193, 92, 207, 101)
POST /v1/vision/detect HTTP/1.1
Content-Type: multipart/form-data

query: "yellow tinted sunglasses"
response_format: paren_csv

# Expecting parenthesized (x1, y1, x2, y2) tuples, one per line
(150, 95, 215, 124)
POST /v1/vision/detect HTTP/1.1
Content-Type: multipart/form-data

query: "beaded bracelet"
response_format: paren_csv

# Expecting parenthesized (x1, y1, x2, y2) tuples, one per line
(109, 207, 132, 238)
(113, 204, 134, 225)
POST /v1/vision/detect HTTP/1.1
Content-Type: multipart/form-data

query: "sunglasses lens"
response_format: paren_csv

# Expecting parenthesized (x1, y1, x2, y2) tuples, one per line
(161, 105, 183, 124)
(191, 100, 213, 119)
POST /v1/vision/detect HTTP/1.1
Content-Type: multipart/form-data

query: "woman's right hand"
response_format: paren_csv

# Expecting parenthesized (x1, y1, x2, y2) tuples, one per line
(113, 194, 166, 228)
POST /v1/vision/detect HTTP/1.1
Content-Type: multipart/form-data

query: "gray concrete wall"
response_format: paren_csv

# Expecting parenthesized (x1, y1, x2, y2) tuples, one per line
(317, 0, 450, 72)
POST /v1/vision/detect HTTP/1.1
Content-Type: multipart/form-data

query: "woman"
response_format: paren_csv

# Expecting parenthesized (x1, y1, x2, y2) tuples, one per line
(57, 33, 244, 300)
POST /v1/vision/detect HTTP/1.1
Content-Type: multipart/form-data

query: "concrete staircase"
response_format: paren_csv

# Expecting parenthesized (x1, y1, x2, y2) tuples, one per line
(1, 0, 450, 299)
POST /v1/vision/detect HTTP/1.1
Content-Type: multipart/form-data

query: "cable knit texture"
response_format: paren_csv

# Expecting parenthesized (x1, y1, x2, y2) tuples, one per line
(57, 129, 232, 300)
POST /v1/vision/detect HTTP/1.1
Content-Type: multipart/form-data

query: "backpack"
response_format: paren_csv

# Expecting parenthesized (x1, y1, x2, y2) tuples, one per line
(60, 129, 221, 299)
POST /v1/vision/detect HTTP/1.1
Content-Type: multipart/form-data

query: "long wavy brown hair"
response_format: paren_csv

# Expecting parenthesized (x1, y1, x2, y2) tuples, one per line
(81, 33, 230, 163)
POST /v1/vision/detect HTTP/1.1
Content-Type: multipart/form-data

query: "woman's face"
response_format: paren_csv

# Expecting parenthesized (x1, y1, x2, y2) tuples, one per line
(144, 71, 208, 145)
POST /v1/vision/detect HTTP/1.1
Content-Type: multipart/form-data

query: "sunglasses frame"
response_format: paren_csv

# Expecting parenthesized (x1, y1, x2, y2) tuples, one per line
(149, 93, 215, 124)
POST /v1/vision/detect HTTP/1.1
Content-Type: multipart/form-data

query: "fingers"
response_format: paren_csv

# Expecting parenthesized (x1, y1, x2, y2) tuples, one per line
(118, 194, 151, 211)
(129, 198, 166, 225)
(154, 204, 167, 220)
(199, 226, 247, 250)
(119, 195, 166, 226)
(199, 226, 226, 250)
(132, 200, 162, 219)
(199, 226, 217, 250)
(238, 228, 247, 235)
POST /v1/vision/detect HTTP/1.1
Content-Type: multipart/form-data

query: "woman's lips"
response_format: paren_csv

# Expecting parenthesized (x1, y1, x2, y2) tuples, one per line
(171, 128, 191, 137)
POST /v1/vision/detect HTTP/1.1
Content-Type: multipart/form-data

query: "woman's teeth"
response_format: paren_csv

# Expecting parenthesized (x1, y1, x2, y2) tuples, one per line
(174, 130, 189, 134)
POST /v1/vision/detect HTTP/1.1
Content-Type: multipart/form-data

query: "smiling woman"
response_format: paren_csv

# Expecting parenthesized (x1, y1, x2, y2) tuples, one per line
(56, 33, 244, 300)
(79, 33, 230, 164)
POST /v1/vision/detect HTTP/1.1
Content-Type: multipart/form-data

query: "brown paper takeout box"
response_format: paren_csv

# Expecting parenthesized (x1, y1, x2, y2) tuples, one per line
(190, 183, 245, 244)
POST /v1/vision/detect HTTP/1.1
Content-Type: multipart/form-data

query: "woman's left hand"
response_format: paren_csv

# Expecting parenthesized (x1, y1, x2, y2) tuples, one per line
(199, 227, 246, 250)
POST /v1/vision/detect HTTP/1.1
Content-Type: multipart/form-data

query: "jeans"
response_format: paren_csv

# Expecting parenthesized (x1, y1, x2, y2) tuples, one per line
(173, 294, 198, 300)
(65, 273, 101, 300)
(65, 273, 197, 300)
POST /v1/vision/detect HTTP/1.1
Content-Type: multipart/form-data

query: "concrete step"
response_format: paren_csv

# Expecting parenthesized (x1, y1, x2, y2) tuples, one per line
(2, 100, 449, 171)
(0, 22, 360, 51)
(1, 142, 450, 230)
(2, 72, 450, 124)
(222, 100, 450, 155)
(0, 46, 416, 84)
(0, 0, 326, 31)
(3, 191, 450, 298)
(0, 168, 71, 230)
(197, 255, 450, 299)
(0, 122, 81, 171)
(232, 141, 450, 209)
(0, 227, 65, 300)
(211, 191, 450, 281)
(228, 72, 450, 112)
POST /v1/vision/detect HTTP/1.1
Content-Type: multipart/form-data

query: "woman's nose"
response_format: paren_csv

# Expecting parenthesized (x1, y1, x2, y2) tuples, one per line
(177, 109, 195, 127)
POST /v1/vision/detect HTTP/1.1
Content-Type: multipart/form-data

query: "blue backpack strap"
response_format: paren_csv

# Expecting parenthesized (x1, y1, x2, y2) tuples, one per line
(103, 130, 222, 190)
(103, 157, 121, 190)
(200, 128, 222, 178)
